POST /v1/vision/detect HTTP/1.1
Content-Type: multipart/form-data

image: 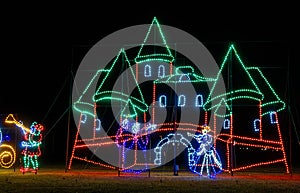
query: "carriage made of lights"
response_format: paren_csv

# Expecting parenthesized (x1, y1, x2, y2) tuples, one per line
(0, 117, 16, 169)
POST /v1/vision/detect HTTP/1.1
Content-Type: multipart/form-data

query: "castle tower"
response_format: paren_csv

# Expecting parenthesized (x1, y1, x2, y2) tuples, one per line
(203, 44, 289, 173)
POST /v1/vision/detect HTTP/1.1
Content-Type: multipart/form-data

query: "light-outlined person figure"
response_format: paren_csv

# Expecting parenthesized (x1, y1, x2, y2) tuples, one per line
(116, 115, 157, 172)
(20, 122, 44, 174)
(189, 126, 222, 178)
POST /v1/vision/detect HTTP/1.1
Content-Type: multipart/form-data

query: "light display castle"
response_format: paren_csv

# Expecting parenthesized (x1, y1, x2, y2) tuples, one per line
(68, 17, 289, 176)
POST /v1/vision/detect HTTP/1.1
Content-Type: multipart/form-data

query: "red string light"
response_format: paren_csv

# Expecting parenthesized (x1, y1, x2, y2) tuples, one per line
(259, 100, 262, 140)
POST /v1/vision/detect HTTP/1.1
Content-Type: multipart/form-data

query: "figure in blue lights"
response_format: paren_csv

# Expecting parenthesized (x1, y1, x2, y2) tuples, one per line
(117, 116, 156, 172)
(118, 117, 156, 150)
(189, 126, 222, 178)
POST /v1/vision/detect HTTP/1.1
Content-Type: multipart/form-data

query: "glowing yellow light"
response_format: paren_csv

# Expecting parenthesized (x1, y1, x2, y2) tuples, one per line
(5, 114, 31, 133)
(0, 144, 16, 168)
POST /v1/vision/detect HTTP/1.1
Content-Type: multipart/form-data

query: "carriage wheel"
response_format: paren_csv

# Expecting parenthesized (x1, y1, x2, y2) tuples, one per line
(0, 144, 16, 169)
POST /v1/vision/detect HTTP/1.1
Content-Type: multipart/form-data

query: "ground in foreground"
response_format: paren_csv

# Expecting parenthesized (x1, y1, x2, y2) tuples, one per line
(1, 167, 299, 193)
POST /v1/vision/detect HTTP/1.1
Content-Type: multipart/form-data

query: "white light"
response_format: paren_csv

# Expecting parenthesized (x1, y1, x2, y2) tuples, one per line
(195, 94, 203, 107)
(270, 111, 277, 124)
(158, 65, 165, 78)
(95, 119, 101, 131)
(144, 64, 151, 77)
(223, 119, 230, 129)
(81, 114, 87, 123)
(179, 74, 190, 82)
(178, 95, 186, 107)
(253, 119, 260, 132)
(159, 95, 167, 107)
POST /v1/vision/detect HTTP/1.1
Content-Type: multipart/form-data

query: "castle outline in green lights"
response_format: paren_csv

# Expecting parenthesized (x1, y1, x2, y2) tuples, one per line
(68, 17, 289, 175)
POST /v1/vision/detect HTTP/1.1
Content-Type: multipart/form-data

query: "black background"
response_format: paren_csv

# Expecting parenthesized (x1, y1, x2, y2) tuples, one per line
(1, 2, 299, 168)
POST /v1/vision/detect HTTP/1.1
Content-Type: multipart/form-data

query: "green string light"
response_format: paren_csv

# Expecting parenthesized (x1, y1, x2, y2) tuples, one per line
(135, 17, 174, 63)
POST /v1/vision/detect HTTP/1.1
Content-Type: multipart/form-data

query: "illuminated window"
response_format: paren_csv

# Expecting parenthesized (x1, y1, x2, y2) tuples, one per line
(270, 111, 277, 124)
(178, 95, 186, 107)
(81, 114, 87, 123)
(158, 65, 165, 78)
(144, 64, 151, 77)
(95, 119, 101, 131)
(159, 95, 167, 107)
(223, 119, 230, 129)
(195, 94, 203, 107)
(253, 119, 260, 132)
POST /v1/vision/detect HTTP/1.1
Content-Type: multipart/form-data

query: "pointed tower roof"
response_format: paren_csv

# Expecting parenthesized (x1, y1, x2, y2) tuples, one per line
(73, 50, 129, 117)
(94, 48, 148, 118)
(247, 67, 285, 116)
(74, 48, 148, 117)
(73, 69, 109, 117)
(213, 98, 232, 117)
(134, 17, 174, 63)
(203, 44, 264, 115)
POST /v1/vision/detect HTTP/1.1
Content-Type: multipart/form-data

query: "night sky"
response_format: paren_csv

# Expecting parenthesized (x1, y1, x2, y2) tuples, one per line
(1, 3, 299, 166)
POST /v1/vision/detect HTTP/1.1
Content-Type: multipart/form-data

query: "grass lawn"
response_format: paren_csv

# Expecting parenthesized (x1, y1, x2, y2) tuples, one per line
(1, 165, 299, 193)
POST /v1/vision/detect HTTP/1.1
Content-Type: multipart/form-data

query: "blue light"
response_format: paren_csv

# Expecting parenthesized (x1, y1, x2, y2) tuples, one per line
(270, 111, 277, 124)
(159, 95, 167, 107)
(0, 129, 2, 144)
(21, 141, 41, 148)
(158, 65, 165, 78)
(195, 94, 203, 107)
(253, 119, 260, 132)
(144, 64, 151, 77)
(223, 119, 230, 129)
(131, 122, 140, 134)
(189, 129, 222, 177)
(154, 133, 195, 166)
(154, 131, 222, 177)
(178, 95, 186, 107)
(81, 114, 87, 123)
(95, 119, 101, 131)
